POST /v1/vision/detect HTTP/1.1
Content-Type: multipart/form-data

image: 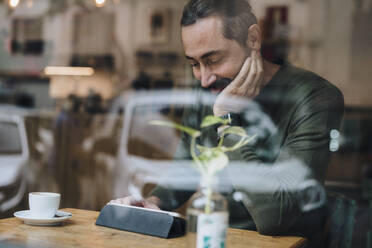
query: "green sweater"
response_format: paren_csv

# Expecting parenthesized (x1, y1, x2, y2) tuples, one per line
(151, 63, 344, 244)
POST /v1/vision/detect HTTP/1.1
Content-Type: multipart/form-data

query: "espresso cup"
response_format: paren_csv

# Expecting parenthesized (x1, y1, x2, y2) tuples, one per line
(29, 192, 61, 219)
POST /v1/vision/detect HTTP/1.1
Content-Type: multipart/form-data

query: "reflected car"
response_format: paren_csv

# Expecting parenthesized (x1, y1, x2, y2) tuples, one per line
(0, 108, 29, 217)
(113, 90, 325, 214)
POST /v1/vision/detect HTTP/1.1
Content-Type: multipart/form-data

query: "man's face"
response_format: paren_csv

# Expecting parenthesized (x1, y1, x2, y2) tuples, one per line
(182, 15, 249, 93)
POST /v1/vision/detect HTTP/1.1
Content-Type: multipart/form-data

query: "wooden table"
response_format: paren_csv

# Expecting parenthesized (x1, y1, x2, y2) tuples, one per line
(0, 208, 307, 248)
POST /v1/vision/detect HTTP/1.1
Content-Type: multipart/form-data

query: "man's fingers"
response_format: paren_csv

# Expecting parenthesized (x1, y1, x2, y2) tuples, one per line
(109, 196, 144, 207)
(253, 50, 264, 82)
(109, 199, 119, 204)
(108, 196, 162, 211)
(256, 51, 264, 74)
(143, 201, 161, 210)
(109, 198, 130, 205)
(240, 50, 265, 98)
(231, 57, 251, 88)
(213, 50, 264, 115)
(242, 55, 257, 95)
(254, 51, 264, 96)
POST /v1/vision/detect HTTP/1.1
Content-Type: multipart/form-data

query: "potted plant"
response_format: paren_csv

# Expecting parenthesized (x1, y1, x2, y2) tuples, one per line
(151, 115, 256, 248)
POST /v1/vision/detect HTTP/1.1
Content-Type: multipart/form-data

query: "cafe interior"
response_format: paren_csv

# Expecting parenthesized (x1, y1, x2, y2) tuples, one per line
(0, 0, 371, 247)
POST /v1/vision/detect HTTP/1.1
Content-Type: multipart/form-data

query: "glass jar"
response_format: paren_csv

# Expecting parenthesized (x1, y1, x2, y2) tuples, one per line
(186, 176, 228, 248)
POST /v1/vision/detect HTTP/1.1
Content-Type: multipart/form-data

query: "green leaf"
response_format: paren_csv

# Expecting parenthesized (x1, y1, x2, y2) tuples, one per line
(221, 134, 257, 152)
(196, 144, 209, 153)
(241, 134, 258, 146)
(220, 126, 247, 138)
(201, 115, 229, 128)
(197, 149, 229, 175)
(149, 120, 201, 138)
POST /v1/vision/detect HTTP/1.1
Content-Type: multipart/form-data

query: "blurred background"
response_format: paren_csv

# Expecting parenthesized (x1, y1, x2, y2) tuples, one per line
(0, 0, 371, 247)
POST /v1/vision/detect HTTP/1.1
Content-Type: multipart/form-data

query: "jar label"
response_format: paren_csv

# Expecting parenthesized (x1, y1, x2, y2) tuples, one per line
(197, 212, 228, 248)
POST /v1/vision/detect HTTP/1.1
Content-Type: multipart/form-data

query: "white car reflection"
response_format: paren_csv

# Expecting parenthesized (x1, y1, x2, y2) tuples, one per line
(0, 110, 29, 214)
(114, 90, 325, 212)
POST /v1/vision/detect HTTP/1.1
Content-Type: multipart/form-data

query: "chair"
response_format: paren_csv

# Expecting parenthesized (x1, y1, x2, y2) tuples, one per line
(362, 179, 372, 248)
(324, 192, 357, 248)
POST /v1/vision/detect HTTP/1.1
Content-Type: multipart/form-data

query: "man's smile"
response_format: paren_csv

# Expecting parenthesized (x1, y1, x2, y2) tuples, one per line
(204, 78, 231, 94)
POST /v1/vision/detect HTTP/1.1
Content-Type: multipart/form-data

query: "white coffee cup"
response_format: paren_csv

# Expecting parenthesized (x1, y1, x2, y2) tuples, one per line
(29, 192, 61, 219)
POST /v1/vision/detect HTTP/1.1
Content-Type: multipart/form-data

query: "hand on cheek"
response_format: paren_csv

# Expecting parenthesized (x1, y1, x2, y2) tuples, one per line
(213, 50, 264, 117)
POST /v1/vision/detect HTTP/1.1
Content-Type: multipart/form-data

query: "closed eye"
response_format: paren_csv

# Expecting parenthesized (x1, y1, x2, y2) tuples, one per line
(204, 55, 223, 66)
(206, 58, 221, 66)
(190, 62, 200, 68)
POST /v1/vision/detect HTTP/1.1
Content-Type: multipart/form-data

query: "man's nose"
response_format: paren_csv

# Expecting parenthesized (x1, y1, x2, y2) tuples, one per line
(200, 67, 216, 88)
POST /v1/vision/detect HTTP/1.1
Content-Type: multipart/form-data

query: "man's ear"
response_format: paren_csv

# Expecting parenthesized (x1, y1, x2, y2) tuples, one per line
(246, 24, 262, 51)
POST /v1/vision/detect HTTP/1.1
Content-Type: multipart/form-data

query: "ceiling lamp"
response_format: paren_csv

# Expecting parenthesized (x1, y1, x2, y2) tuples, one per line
(8, 0, 20, 9)
(94, 0, 106, 8)
(44, 66, 95, 76)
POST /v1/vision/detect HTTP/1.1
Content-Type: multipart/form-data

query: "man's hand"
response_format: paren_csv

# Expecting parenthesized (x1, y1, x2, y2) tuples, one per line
(109, 196, 161, 210)
(213, 50, 264, 117)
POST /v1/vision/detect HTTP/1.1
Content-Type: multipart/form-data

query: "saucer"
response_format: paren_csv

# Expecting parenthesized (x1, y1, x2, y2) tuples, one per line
(14, 210, 72, 226)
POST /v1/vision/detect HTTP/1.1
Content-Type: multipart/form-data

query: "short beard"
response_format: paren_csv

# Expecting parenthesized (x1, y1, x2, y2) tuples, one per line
(203, 78, 232, 92)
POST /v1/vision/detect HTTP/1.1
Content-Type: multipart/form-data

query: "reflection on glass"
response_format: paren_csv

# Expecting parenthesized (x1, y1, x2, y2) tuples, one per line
(0, 122, 22, 155)
(0, 0, 370, 246)
(117, 88, 342, 247)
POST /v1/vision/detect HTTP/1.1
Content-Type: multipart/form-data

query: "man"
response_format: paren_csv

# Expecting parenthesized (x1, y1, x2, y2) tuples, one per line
(111, 0, 344, 246)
